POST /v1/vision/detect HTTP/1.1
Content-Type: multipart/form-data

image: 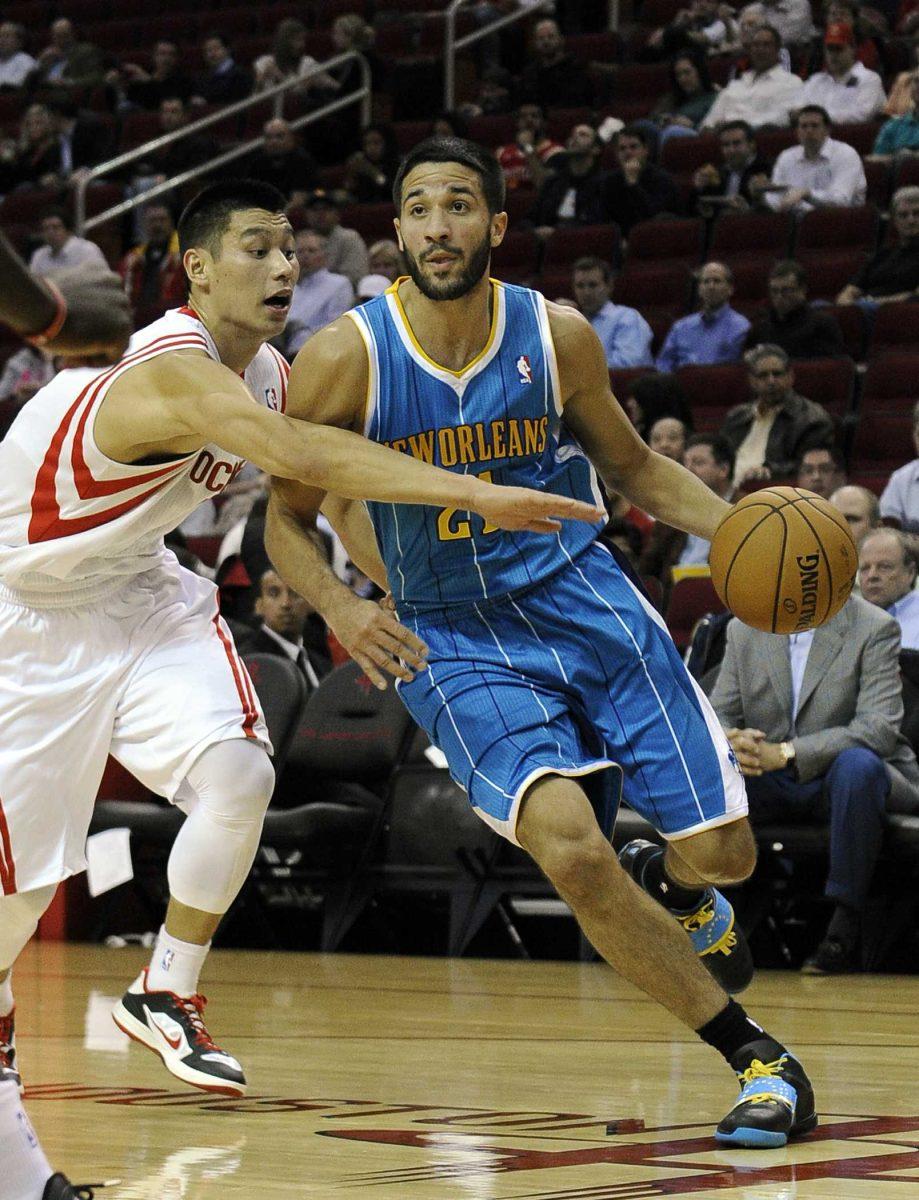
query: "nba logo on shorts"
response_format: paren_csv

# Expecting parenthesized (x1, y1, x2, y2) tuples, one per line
(265, 386, 280, 411)
(161, 949, 175, 972)
(516, 355, 533, 385)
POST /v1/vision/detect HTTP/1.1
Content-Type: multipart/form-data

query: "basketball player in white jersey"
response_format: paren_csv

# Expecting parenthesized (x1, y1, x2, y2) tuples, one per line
(0, 179, 604, 1099)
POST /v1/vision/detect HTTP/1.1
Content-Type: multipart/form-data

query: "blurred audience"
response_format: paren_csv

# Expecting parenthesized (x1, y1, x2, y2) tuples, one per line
(571, 255, 653, 369)
(236, 568, 332, 689)
(0, 22, 35, 90)
(118, 202, 185, 328)
(646, 50, 720, 148)
(344, 123, 401, 204)
(496, 103, 564, 191)
(34, 17, 105, 92)
(837, 186, 919, 305)
(829, 483, 881, 546)
(645, 0, 739, 59)
(746, 260, 846, 358)
(244, 119, 318, 207)
(739, 0, 815, 46)
(859, 527, 919, 647)
(600, 126, 681, 234)
(656, 261, 750, 371)
(516, 18, 593, 109)
(796, 443, 847, 499)
(692, 120, 771, 216)
(285, 229, 354, 357)
(879, 400, 919, 531)
(800, 22, 886, 123)
(112, 40, 192, 111)
(873, 72, 919, 156)
(623, 371, 694, 440)
(648, 415, 689, 460)
(367, 238, 405, 281)
(764, 105, 866, 214)
(302, 189, 369, 287)
(529, 123, 607, 233)
(721, 344, 835, 485)
(193, 34, 252, 107)
(0, 103, 61, 191)
(253, 18, 336, 97)
(702, 25, 804, 129)
(29, 209, 107, 274)
(356, 273, 390, 302)
(0, 344, 55, 406)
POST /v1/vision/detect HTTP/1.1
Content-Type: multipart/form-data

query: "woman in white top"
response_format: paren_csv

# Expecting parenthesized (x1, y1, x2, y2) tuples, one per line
(253, 19, 336, 96)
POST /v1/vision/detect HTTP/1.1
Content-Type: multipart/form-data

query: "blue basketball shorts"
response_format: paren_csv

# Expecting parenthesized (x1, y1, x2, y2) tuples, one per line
(397, 541, 747, 846)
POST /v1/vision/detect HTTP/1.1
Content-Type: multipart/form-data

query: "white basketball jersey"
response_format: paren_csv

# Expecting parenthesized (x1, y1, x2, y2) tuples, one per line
(0, 306, 289, 597)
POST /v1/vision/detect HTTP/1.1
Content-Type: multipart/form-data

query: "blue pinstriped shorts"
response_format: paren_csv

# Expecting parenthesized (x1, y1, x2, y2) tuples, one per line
(397, 541, 747, 846)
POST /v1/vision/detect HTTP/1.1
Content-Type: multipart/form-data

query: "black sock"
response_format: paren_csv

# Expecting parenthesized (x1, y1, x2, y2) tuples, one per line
(641, 846, 707, 912)
(697, 999, 775, 1066)
(826, 902, 860, 947)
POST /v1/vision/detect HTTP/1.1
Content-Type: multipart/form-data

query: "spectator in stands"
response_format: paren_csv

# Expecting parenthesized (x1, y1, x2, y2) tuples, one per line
(879, 400, 919, 531)
(128, 96, 210, 189)
(0, 22, 35, 90)
(344, 123, 401, 204)
(0, 103, 61, 191)
(837, 185, 919, 305)
(244, 119, 318, 208)
(656, 261, 750, 371)
(724, 9, 794, 80)
(118, 202, 185, 328)
(800, 23, 886, 124)
(236, 568, 332, 689)
(516, 18, 593, 109)
(48, 95, 114, 179)
(764, 105, 866, 214)
(711, 591, 919, 974)
(601, 126, 682, 235)
(529, 123, 608, 234)
(114, 40, 193, 111)
(356, 273, 390, 302)
(746, 260, 846, 358)
(702, 25, 804, 130)
(873, 72, 919, 156)
(303, 189, 369, 287)
(367, 238, 405, 281)
(721, 343, 836, 485)
(329, 12, 384, 96)
(496, 103, 565, 191)
(648, 416, 689, 460)
(466, 64, 514, 116)
(254, 18, 336, 98)
(640, 433, 736, 581)
(0, 344, 55, 406)
(193, 34, 252, 107)
(28, 209, 107, 275)
(739, 0, 815, 46)
(646, 50, 720, 149)
(692, 120, 772, 216)
(571, 255, 654, 368)
(34, 18, 105, 93)
(285, 229, 354, 357)
(431, 111, 471, 140)
(859, 527, 919, 647)
(797, 443, 846, 499)
(623, 371, 694, 439)
(830, 483, 881, 545)
(883, 32, 919, 115)
(819, 0, 885, 73)
(599, 516, 645, 569)
(645, 0, 739, 59)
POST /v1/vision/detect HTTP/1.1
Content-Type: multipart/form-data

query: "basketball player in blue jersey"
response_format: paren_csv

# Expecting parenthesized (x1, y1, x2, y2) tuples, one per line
(268, 138, 817, 1148)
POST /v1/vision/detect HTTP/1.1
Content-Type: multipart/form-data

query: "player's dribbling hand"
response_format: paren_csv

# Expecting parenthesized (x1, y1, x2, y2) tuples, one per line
(328, 594, 428, 690)
(469, 483, 606, 534)
(45, 266, 132, 362)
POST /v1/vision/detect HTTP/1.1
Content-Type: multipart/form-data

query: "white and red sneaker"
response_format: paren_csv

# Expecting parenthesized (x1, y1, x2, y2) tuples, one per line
(112, 971, 246, 1097)
(0, 1008, 19, 1091)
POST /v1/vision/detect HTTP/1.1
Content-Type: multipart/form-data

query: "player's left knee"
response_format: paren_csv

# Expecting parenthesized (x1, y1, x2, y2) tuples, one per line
(185, 739, 276, 823)
(676, 821, 757, 886)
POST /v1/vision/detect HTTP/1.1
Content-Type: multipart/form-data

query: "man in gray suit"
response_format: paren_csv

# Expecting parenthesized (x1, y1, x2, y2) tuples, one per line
(710, 594, 919, 974)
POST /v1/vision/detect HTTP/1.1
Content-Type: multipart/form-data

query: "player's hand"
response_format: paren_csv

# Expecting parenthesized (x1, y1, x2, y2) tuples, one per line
(327, 593, 428, 690)
(468, 482, 606, 534)
(726, 727, 765, 775)
(45, 266, 132, 362)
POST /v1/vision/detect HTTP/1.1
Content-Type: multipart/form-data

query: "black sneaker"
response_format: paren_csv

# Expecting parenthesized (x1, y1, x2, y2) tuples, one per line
(112, 970, 246, 1097)
(716, 1038, 818, 1148)
(801, 936, 860, 975)
(619, 839, 754, 994)
(42, 1176, 81, 1199)
(0, 1007, 19, 1091)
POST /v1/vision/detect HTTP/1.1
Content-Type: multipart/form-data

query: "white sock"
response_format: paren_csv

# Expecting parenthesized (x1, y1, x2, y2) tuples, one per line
(0, 973, 13, 1018)
(0, 1077, 52, 1199)
(145, 926, 210, 997)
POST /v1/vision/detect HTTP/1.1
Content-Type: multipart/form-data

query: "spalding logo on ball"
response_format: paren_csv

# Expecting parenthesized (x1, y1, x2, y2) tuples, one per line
(710, 486, 857, 634)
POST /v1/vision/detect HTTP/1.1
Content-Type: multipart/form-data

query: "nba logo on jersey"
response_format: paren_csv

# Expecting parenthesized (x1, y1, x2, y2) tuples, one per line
(160, 949, 175, 972)
(516, 354, 533, 385)
(264, 386, 280, 411)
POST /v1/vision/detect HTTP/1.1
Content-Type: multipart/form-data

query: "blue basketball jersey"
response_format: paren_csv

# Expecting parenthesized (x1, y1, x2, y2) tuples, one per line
(348, 279, 605, 614)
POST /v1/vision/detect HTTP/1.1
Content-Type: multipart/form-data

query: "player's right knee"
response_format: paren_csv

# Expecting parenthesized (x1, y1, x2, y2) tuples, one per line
(184, 740, 276, 823)
(0, 884, 58, 970)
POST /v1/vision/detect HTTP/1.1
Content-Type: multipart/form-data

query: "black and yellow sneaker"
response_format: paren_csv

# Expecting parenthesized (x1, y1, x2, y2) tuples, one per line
(716, 1038, 818, 1148)
(619, 839, 754, 994)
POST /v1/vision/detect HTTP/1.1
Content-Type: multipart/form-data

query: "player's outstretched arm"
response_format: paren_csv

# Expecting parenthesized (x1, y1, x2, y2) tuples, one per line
(548, 303, 731, 541)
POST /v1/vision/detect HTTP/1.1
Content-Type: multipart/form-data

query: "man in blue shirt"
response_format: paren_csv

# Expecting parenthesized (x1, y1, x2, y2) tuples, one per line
(284, 229, 355, 356)
(859, 527, 919, 650)
(656, 261, 750, 372)
(571, 255, 653, 368)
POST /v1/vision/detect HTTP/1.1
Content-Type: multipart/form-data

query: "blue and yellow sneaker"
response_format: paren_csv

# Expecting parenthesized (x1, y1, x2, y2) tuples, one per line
(716, 1039, 818, 1148)
(618, 839, 754, 994)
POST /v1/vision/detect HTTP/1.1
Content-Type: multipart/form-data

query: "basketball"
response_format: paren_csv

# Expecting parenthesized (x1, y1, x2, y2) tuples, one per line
(710, 486, 858, 634)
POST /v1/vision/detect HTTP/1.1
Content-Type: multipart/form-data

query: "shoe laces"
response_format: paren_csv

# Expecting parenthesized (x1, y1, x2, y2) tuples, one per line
(175, 993, 218, 1052)
(738, 1054, 789, 1085)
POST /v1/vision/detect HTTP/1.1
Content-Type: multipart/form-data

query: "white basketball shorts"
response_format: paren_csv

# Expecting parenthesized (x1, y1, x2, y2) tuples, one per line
(0, 560, 271, 895)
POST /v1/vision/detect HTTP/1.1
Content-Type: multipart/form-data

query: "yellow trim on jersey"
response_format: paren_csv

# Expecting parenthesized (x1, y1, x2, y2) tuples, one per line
(387, 276, 501, 379)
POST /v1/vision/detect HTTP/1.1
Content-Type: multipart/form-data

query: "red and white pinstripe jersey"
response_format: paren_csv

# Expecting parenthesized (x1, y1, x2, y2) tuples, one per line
(0, 306, 289, 597)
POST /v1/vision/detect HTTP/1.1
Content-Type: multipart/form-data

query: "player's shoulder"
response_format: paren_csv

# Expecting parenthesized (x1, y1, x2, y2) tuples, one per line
(544, 297, 594, 345)
(127, 306, 213, 358)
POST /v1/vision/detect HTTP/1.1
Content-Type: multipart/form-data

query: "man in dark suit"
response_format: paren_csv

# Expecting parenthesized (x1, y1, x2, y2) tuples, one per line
(710, 594, 919, 973)
(236, 568, 332, 689)
(692, 120, 771, 218)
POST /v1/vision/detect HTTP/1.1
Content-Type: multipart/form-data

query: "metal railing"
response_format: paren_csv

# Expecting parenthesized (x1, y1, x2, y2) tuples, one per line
(443, 0, 620, 112)
(75, 51, 371, 235)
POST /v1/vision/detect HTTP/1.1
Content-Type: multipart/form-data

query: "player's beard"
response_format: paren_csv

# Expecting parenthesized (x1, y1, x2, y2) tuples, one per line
(404, 231, 492, 301)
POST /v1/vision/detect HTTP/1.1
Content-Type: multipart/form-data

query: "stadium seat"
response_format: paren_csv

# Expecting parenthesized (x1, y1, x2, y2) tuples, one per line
(541, 223, 622, 269)
(659, 132, 720, 177)
(675, 363, 748, 410)
(490, 229, 540, 283)
(338, 203, 398, 242)
(755, 128, 797, 162)
(794, 205, 880, 254)
(665, 575, 727, 650)
(615, 262, 693, 312)
(796, 250, 870, 300)
(708, 211, 794, 260)
(851, 410, 913, 466)
(609, 366, 654, 401)
(610, 63, 671, 121)
(467, 114, 516, 149)
(834, 122, 883, 157)
(864, 158, 892, 209)
(862, 352, 919, 409)
(870, 302, 919, 355)
(823, 303, 868, 361)
(625, 216, 705, 268)
(790, 357, 856, 416)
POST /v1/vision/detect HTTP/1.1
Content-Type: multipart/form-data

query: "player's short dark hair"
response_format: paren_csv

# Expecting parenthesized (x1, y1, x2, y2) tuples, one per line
(572, 255, 612, 282)
(392, 136, 506, 215)
(685, 432, 735, 477)
(178, 179, 287, 260)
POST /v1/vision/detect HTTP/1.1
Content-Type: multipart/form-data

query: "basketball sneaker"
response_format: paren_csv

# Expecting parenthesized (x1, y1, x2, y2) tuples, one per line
(716, 1038, 817, 1148)
(619, 839, 754, 994)
(0, 1007, 19, 1091)
(42, 1175, 87, 1199)
(112, 970, 246, 1097)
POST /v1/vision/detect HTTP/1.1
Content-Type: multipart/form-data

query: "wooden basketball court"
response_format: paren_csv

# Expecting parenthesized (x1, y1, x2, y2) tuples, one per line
(14, 941, 919, 1198)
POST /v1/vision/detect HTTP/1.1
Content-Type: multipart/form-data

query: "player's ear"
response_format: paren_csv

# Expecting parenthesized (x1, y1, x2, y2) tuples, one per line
(183, 247, 210, 291)
(490, 211, 508, 248)
(393, 218, 404, 252)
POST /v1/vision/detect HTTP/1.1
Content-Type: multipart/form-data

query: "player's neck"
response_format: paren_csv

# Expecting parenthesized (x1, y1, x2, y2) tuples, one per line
(191, 301, 263, 374)
(398, 276, 494, 373)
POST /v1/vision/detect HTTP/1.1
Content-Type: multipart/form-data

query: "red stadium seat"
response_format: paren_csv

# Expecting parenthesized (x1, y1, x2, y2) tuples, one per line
(609, 366, 654, 401)
(796, 250, 870, 300)
(834, 123, 882, 157)
(660, 133, 720, 177)
(666, 575, 727, 650)
(338, 203, 397, 242)
(790, 357, 856, 415)
(823, 304, 868, 361)
(708, 211, 794, 260)
(541, 224, 621, 268)
(870, 302, 919, 354)
(615, 262, 693, 312)
(862, 352, 919, 409)
(864, 158, 892, 209)
(794, 205, 880, 253)
(851, 411, 913, 466)
(467, 114, 516, 149)
(675, 363, 749, 410)
(625, 217, 705, 268)
(755, 128, 797, 163)
(491, 230, 540, 283)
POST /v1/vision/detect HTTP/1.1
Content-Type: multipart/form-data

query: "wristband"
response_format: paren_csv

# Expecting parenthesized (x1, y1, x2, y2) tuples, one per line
(24, 279, 68, 348)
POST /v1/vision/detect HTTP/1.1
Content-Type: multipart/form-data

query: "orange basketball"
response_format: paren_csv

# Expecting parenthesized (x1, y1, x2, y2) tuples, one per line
(709, 486, 857, 634)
